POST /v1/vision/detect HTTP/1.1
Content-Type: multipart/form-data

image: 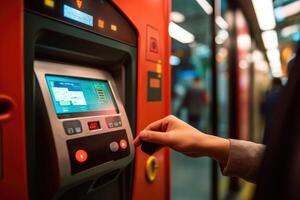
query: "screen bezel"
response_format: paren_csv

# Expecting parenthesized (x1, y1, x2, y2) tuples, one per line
(45, 74, 119, 119)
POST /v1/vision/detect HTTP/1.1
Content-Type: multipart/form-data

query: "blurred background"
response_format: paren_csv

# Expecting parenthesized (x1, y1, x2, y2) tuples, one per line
(169, 0, 300, 199)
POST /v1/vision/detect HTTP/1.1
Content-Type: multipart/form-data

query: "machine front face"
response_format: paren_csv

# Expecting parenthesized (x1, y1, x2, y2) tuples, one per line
(34, 60, 134, 194)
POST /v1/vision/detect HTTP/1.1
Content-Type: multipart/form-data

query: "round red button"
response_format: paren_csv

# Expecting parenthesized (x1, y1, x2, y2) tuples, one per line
(119, 139, 128, 149)
(75, 149, 88, 163)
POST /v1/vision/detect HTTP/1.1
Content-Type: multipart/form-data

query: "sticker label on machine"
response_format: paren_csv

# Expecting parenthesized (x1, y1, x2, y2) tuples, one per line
(147, 71, 162, 102)
(146, 25, 161, 63)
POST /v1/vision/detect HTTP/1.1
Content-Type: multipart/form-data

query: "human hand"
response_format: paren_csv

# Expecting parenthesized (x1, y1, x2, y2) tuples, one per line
(134, 115, 229, 164)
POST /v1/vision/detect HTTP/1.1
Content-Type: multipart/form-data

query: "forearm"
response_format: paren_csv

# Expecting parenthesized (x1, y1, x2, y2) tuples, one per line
(196, 136, 265, 183)
(221, 139, 266, 183)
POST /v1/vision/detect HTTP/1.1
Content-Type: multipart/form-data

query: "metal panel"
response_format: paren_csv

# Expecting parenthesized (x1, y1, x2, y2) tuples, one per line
(0, 1, 29, 199)
(113, 1, 171, 200)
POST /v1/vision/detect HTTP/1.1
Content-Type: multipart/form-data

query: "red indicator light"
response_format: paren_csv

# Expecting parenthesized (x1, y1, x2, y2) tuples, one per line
(88, 121, 101, 130)
(75, 149, 88, 163)
(119, 139, 128, 149)
(76, 0, 83, 9)
(98, 19, 105, 29)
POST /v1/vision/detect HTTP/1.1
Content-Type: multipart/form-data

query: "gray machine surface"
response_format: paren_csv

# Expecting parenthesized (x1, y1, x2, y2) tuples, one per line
(34, 60, 134, 198)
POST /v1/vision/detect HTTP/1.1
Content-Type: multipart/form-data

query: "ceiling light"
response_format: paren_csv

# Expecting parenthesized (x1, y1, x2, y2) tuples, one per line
(169, 22, 195, 44)
(215, 16, 228, 29)
(272, 70, 283, 77)
(170, 55, 181, 66)
(239, 60, 249, 69)
(171, 11, 185, 23)
(267, 48, 283, 77)
(255, 60, 269, 73)
(252, 50, 264, 62)
(267, 49, 280, 63)
(281, 24, 299, 38)
(274, 0, 300, 21)
(270, 62, 283, 77)
(262, 30, 279, 50)
(215, 29, 229, 44)
(252, 0, 276, 30)
(195, 0, 213, 15)
(237, 34, 251, 50)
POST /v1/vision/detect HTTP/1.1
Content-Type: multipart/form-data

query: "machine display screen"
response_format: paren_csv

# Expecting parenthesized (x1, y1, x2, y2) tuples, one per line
(63, 4, 93, 27)
(45, 75, 118, 118)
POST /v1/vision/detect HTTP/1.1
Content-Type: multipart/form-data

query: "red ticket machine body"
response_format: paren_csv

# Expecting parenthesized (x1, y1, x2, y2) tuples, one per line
(114, 1, 171, 200)
(0, 1, 170, 200)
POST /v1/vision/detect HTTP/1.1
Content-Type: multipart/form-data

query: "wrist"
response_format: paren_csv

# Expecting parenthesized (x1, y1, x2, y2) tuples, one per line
(202, 135, 230, 165)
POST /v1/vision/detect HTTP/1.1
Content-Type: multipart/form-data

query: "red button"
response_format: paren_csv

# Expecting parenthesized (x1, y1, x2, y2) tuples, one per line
(75, 149, 88, 163)
(119, 139, 128, 149)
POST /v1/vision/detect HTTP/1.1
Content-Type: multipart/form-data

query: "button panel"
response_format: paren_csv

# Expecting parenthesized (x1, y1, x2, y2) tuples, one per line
(63, 120, 83, 135)
(67, 129, 130, 174)
(106, 116, 122, 128)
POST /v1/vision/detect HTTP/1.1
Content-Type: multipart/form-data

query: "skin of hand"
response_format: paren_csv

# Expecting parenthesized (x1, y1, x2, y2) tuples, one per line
(134, 115, 230, 165)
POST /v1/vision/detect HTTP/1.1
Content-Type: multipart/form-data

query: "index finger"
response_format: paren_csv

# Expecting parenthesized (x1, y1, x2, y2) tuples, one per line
(144, 115, 170, 132)
(133, 135, 142, 147)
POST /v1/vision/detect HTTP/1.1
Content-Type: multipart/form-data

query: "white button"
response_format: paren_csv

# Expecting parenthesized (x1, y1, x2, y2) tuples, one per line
(109, 142, 119, 152)
(108, 122, 114, 128)
(74, 127, 82, 133)
(66, 127, 75, 134)
(113, 121, 119, 127)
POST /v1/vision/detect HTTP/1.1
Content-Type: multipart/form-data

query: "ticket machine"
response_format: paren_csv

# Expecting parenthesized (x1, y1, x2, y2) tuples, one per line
(24, 1, 138, 199)
(34, 61, 135, 199)
(0, 0, 170, 199)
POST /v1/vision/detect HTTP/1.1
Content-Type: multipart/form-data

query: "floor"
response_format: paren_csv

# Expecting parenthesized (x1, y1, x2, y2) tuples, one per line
(171, 150, 211, 200)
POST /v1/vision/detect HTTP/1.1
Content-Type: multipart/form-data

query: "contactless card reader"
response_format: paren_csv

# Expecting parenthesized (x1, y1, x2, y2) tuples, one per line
(34, 60, 134, 194)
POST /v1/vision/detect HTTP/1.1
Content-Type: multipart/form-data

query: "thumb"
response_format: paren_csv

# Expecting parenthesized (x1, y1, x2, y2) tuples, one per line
(140, 130, 171, 145)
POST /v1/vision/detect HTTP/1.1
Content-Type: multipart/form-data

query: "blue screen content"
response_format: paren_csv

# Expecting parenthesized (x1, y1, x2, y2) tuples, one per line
(63, 4, 93, 27)
(45, 75, 118, 118)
